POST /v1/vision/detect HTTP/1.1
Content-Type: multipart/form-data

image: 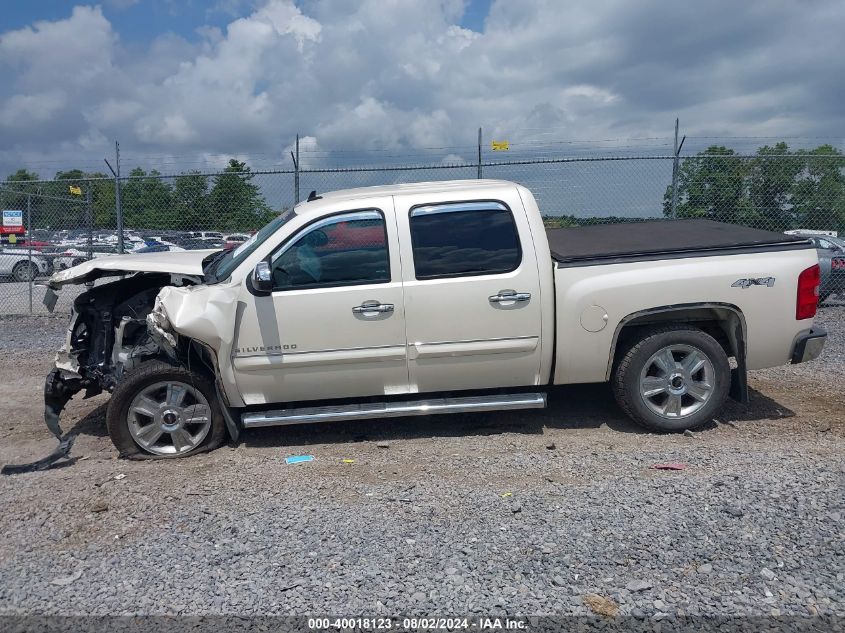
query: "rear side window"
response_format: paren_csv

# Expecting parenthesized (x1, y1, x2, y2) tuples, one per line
(409, 201, 521, 279)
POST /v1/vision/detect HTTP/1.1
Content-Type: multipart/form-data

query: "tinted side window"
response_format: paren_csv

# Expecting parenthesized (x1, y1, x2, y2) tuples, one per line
(409, 201, 521, 279)
(271, 210, 390, 290)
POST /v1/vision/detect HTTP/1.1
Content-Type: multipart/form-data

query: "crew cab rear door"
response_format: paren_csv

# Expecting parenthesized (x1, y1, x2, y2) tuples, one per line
(394, 188, 544, 393)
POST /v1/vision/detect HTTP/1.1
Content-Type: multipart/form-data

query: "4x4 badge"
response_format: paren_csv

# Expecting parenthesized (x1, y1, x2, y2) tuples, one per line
(732, 277, 776, 289)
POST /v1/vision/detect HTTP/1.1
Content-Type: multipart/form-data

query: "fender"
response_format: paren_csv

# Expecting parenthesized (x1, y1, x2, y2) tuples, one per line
(606, 302, 748, 403)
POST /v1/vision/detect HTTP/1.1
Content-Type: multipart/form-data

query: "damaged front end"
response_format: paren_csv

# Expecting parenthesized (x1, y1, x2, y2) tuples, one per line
(3, 272, 206, 473)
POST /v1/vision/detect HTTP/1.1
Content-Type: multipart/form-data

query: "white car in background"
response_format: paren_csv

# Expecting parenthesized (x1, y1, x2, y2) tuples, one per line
(53, 246, 120, 271)
(0, 249, 50, 282)
(188, 231, 225, 241)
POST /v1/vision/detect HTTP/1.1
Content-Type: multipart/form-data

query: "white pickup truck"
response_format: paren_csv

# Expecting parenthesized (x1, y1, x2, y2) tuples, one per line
(41, 180, 826, 460)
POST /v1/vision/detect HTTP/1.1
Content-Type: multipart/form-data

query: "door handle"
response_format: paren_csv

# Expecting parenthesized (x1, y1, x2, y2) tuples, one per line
(489, 291, 531, 303)
(352, 302, 394, 315)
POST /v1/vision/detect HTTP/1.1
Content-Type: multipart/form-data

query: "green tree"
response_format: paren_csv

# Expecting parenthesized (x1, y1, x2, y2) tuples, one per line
(747, 142, 802, 232)
(209, 159, 275, 232)
(1, 168, 40, 214)
(50, 170, 115, 230)
(663, 146, 751, 224)
(173, 172, 210, 230)
(121, 168, 175, 230)
(791, 145, 845, 232)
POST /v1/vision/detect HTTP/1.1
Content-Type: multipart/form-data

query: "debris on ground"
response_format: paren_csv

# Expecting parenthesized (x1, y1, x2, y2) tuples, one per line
(376, 442, 390, 449)
(113, 473, 126, 480)
(341, 459, 355, 464)
(285, 455, 314, 465)
(501, 492, 513, 497)
(650, 462, 687, 470)
(89, 500, 109, 513)
(723, 504, 744, 518)
(545, 441, 556, 450)
(583, 593, 619, 617)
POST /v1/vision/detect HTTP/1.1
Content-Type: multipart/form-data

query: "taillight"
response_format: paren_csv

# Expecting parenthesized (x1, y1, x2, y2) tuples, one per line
(796, 264, 820, 320)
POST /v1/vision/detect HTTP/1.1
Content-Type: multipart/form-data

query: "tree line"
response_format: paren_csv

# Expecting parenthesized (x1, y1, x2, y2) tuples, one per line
(0, 159, 278, 233)
(664, 143, 845, 232)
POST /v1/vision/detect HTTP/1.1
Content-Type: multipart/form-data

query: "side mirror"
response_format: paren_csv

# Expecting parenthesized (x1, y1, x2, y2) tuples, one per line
(252, 261, 273, 293)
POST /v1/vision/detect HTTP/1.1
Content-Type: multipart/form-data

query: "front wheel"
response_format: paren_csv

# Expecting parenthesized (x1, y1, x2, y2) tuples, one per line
(612, 326, 731, 432)
(106, 359, 226, 458)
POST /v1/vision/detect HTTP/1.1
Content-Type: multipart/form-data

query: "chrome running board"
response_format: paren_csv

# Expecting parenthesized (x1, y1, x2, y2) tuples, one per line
(241, 392, 547, 428)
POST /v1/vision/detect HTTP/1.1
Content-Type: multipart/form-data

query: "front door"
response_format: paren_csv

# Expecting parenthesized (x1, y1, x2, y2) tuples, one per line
(394, 194, 544, 394)
(232, 202, 409, 405)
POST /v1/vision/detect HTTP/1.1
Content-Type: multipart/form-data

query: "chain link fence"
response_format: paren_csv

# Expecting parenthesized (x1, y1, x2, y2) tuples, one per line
(2, 152, 843, 315)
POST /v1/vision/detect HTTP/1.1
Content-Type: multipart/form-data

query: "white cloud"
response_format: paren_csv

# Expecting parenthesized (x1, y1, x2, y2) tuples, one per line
(0, 91, 66, 129)
(0, 0, 844, 178)
(0, 6, 115, 87)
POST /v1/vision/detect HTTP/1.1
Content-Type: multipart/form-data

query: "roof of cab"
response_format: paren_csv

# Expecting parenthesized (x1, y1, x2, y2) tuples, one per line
(293, 179, 518, 215)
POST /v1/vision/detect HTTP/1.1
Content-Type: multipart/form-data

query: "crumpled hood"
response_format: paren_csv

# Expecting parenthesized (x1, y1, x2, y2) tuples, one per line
(48, 249, 217, 288)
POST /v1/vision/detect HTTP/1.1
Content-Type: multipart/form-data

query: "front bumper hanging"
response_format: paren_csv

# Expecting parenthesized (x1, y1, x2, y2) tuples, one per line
(1, 368, 86, 475)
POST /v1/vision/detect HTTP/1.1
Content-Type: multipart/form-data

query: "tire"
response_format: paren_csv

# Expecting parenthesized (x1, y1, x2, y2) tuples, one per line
(12, 261, 37, 282)
(106, 359, 226, 459)
(612, 325, 731, 432)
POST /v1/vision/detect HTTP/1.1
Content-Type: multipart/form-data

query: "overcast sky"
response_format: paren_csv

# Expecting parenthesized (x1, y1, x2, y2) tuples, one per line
(1, 0, 844, 180)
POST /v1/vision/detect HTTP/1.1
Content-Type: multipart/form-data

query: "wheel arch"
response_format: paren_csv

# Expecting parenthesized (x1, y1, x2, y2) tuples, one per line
(606, 302, 748, 403)
(182, 337, 241, 442)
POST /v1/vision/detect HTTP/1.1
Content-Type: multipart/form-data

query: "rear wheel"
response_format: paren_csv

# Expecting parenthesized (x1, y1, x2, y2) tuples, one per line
(106, 359, 226, 458)
(12, 261, 37, 282)
(612, 326, 731, 432)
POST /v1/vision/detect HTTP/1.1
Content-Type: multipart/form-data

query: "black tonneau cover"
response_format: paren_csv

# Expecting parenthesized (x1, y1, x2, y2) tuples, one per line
(546, 219, 812, 266)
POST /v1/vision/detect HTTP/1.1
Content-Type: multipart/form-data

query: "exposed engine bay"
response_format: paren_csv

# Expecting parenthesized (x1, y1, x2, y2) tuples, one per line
(4, 271, 236, 473)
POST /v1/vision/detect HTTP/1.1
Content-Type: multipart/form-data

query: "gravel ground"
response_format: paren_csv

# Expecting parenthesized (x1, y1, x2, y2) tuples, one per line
(0, 306, 842, 619)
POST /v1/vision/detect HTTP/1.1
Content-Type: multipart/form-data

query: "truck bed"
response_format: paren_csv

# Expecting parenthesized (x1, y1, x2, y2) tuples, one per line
(546, 219, 812, 266)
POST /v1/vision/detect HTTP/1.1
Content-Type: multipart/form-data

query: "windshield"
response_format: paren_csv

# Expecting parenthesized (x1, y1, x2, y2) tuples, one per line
(205, 208, 296, 282)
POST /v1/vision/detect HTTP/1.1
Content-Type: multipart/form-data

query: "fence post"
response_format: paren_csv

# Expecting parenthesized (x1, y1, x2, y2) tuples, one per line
(291, 134, 300, 205)
(104, 141, 123, 253)
(27, 193, 33, 314)
(670, 118, 686, 219)
(115, 141, 123, 253)
(477, 127, 483, 179)
(86, 186, 93, 261)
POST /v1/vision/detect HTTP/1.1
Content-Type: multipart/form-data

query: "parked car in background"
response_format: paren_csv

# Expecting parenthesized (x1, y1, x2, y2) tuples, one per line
(53, 246, 119, 271)
(171, 237, 225, 250)
(133, 242, 187, 254)
(807, 235, 845, 302)
(0, 249, 50, 282)
(188, 231, 225, 241)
